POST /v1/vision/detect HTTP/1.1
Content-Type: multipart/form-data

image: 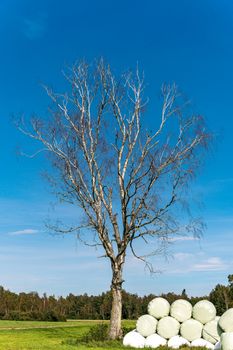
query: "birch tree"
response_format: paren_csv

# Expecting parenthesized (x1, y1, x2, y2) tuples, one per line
(19, 60, 210, 339)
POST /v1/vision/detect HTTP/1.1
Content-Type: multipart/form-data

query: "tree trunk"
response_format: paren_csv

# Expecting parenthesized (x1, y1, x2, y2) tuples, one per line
(108, 263, 123, 339)
(109, 286, 122, 339)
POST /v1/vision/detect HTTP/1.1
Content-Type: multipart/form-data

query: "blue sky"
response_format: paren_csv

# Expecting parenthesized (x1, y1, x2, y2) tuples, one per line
(0, 0, 233, 297)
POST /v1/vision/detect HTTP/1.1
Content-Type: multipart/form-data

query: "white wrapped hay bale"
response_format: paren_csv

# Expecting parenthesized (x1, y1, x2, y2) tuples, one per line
(170, 299, 192, 322)
(123, 330, 145, 348)
(136, 314, 158, 337)
(180, 318, 203, 341)
(214, 341, 221, 350)
(157, 316, 180, 339)
(221, 332, 233, 350)
(193, 300, 216, 324)
(191, 338, 214, 349)
(145, 334, 167, 348)
(167, 335, 191, 349)
(148, 297, 170, 319)
(219, 309, 233, 333)
(203, 318, 220, 344)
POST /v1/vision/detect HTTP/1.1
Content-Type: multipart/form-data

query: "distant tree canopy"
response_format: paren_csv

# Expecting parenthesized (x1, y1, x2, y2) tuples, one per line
(2, 276, 233, 321)
(209, 275, 233, 315)
(3, 277, 233, 322)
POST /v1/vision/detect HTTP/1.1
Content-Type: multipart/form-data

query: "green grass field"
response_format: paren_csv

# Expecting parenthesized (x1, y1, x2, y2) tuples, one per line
(0, 319, 135, 350)
(0, 320, 206, 350)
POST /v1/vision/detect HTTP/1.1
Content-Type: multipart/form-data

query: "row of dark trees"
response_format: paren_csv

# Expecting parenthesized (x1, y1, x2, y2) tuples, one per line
(0, 278, 230, 322)
(0, 286, 201, 321)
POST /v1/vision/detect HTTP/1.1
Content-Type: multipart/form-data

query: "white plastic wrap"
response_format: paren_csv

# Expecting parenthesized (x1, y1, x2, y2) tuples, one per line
(191, 338, 214, 349)
(214, 341, 221, 350)
(219, 309, 233, 333)
(167, 335, 191, 349)
(136, 314, 158, 337)
(203, 318, 220, 344)
(180, 318, 203, 341)
(145, 334, 167, 348)
(157, 316, 180, 339)
(170, 299, 192, 322)
(192, 300, 216, 324)
(148, 297, 170, 319)
(221, 332, 233, 350)
(123, 330, 145, 348)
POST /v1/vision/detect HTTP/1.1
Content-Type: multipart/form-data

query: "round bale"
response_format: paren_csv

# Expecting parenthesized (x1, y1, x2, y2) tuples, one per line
(193, 300, 216, 324)
(180, 318, 203, 341)
(167, 335, 191, 349)
(221, 332, 233, 350)
(203, 318, 220, 344)
(136, 314, 158, 337)
(145, 334, 167, 348)
(157, 316, 180, 340)
(148, 297, 170, 319)
(123, 330, 145, 348)
(170, 299, 192, 322)
(218, 309, 233, 333)
(191, 338, 214, 349)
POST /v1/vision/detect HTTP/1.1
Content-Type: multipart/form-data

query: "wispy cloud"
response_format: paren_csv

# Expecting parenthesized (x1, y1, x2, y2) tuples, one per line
(167, 256, 229, 274)
(192, 257, 228, 272)
(168, 236, 200, 242)
(8, 229, 39, 236)
(22, 13, 47, 39)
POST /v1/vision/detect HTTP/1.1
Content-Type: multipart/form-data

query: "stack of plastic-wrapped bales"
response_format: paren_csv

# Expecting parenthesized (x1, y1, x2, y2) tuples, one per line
(123, 297, 233, 349)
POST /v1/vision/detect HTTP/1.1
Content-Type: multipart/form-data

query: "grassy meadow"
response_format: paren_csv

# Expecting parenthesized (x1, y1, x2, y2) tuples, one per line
(0, 319, 206, 350)
(0, 319, 135, 350)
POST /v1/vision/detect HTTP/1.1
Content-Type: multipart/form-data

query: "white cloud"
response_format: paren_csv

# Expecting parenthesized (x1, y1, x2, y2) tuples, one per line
(8, 229, 39, 236)
(168, 236, 200, 242)
(192, 257, 228, 272)
(167, 256, 228, 274)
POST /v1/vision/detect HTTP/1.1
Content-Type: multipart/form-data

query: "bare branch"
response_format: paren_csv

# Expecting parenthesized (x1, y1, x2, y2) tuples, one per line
(18, 59, 210, 288)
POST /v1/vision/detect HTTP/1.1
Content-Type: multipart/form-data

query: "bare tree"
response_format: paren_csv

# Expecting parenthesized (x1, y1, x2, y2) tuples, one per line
(18, 60, 210, 339)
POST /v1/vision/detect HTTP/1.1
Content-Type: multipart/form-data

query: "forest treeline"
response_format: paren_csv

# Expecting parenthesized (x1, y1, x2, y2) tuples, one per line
(0, 275, 232, 321)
